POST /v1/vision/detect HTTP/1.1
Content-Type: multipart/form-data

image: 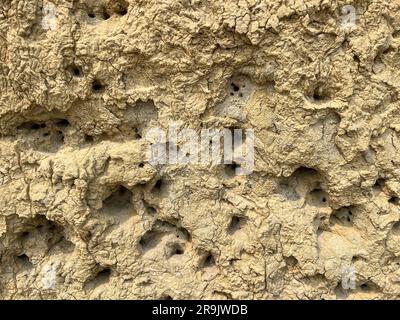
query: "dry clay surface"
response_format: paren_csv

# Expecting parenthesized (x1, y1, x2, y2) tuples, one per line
(1, 0, 400, 300)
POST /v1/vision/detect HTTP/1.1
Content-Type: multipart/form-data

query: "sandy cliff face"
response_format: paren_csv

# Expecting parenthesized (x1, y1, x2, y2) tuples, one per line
(0, 0, 400, 300)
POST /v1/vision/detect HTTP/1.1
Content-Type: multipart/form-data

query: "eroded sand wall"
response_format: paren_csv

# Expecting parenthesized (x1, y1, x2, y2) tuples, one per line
(1, 0, 400, 299)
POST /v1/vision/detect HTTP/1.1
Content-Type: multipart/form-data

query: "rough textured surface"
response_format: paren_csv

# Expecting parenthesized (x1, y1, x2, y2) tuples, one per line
(1, 0, 400, 300)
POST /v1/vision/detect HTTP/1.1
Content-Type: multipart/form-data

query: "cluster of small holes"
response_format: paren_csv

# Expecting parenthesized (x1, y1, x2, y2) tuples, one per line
(330, 207, 354, 227)
(16, 119, 71, 152)
(138, 220, 191, 258)
(85, 1, 128, 21)
(308, 188, 328, 207)
(5, 215, 74, 276)
(230, 82, 244, 97)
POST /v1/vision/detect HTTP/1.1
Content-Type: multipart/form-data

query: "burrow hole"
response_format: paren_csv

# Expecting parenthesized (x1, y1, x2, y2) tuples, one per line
(15, 254, 33, 271)
(224, 162, 241, 177)
(230, 82, 244, 97)
(87, 9, 96, 18)
(86, 1, 128, 20)
(84, 134, 94, 144)
(373, 178, 385, 194)
(143, 200, 157, 216)
(352, 255, 366, 263)
(17, 119, 71, 151)
(26, 216, 74, 253)
(392, 221, 400, 236)
(13, 215, 74, 270)
(359, 282, 377, 292)
(67, 64, 82, 77)
(227, 75, 253, 100)
(152, 179, 164, 193)
(168, 243, 185, 257)
(101, 185, 134, 218)
(115, 3, 128, 16)
(360, 283, 369, 291)
(334, 282, 349, 300)
(139, 229, 162, 251)
(102, 9, 110, 20)
(279, 167, 320, 201)
(109, 0, 129, 16)
(310, 85, 329, 103)
(85, 267, 111, 290)
(55, 119, 70, 128)
(389, 196, 399, 205)
(228, 215, 247, 235)
(91, 80, 105, 93)
(133, 127, 142, 139)
(291, 166, 320, 185)
(201, 253, 216, 268)
(86, 8, 109, 20)
(293, 166, 318, 176)
(284, 256, 298, 268)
